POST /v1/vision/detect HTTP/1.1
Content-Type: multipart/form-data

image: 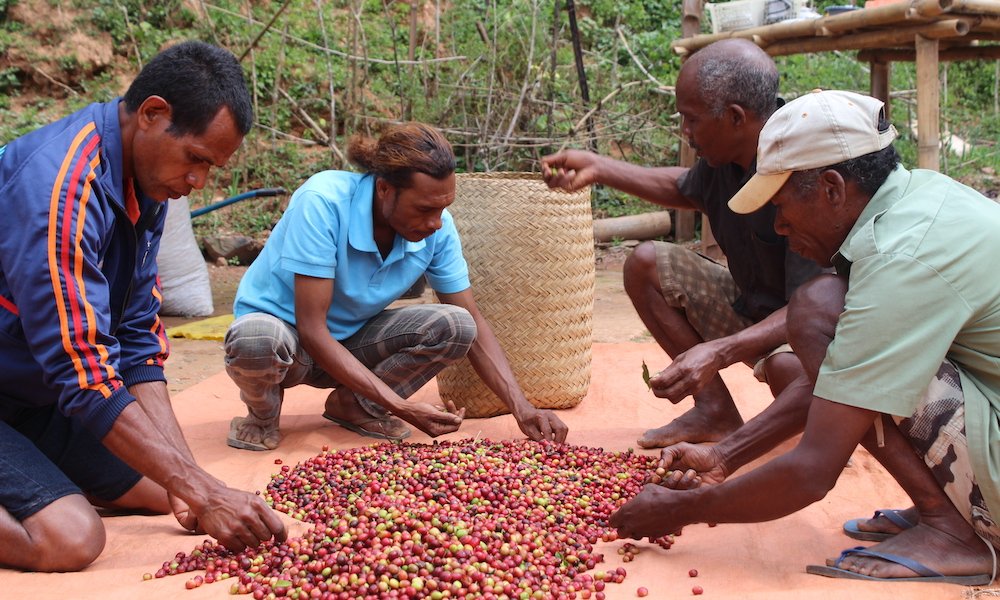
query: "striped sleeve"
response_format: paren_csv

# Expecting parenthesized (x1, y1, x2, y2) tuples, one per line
(3, 121, 136, 436)
(46, 123, 122, 398)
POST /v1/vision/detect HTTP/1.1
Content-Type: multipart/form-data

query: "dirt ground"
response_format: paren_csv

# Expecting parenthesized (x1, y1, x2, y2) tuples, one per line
(161, 247, 648, 394)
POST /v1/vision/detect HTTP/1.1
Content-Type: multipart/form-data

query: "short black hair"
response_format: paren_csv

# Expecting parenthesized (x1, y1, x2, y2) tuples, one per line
(123, 40, 253, 137)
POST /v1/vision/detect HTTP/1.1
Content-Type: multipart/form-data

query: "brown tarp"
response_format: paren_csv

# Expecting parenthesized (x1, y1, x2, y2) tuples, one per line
(0, 343, 981, 599)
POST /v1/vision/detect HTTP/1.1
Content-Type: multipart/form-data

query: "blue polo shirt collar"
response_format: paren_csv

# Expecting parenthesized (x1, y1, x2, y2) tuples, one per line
(347, 175, 427, 262)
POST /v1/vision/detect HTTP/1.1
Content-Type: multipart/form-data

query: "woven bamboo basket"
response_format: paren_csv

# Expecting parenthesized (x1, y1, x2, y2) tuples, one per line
(437, 172, 594, 418)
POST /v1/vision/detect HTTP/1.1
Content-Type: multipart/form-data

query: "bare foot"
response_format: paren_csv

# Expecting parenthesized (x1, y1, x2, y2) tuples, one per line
(229, 414, 281, 450)
(851, 507, 918, 537)
(826, 523, 994, 579)
(637, 405, 743, 449)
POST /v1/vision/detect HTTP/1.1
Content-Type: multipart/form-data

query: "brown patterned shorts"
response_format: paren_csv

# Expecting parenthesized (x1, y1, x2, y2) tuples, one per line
(652, 241, 789, 381)
(896, 360, 1000, 547)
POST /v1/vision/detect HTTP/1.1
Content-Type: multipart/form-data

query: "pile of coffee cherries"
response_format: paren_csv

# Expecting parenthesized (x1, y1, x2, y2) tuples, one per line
(155, 439, 672, 598)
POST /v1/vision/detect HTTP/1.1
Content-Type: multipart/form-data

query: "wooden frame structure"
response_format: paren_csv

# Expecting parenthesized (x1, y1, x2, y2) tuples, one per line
(674, 0, 1000, 170)
(671, 0, 1000, 244)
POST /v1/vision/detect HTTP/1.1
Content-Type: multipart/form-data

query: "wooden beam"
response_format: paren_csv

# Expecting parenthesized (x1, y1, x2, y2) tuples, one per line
(764, 19, 972, 56)
(820, 2, 930, 35)
(681, 0, 703, 36)
(671, 15, 827, 56)
(941, 0, 1000, 18)
(686, 0, 718, 257)
(870, 59, 892, 120)
(973, 16, 1000, 32)
(915, 35, 941, 171)
(673, 0, 703, 244)
(859, 44, 1000, 61)
(670, 1, 1000, 56)
(675, 0, 702, 244)
(911, 0, 1000, 19)
(671, 1, 938, 55)
(910, 0, 949, 18)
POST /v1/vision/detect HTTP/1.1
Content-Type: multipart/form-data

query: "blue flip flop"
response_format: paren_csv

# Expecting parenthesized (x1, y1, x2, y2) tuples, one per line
(843, 509, 915, 542)
(807, 546, 994, 585)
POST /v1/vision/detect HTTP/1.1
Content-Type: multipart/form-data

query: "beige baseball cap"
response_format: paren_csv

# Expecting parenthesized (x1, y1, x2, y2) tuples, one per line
(728, 89, 897, 214)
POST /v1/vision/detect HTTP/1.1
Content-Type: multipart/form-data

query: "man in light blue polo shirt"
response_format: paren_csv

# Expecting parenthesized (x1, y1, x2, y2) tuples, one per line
(224, 122, 568, 450)
(609, 91, 1000, 584)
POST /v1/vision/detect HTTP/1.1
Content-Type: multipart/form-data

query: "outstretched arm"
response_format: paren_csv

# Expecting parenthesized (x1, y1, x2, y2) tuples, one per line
(437, 288, 569, 443)
(541, 149, 699, 210)
(612, 397, 874, 539)
(658, 374, 815, 487)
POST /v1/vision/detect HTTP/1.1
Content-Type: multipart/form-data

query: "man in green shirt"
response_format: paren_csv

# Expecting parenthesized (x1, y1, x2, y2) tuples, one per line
(609, 90, 1000, 584)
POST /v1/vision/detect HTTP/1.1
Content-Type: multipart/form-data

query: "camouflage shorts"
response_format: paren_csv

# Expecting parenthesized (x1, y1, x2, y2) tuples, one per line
(897, 360, 1000, 547)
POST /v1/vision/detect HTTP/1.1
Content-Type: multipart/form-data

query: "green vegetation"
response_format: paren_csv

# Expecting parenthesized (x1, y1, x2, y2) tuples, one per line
(0, 0, 997, 235)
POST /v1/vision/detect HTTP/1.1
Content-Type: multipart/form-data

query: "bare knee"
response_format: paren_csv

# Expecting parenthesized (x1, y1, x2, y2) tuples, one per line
(20, 495, 106, 571)
(761, 351, 805, 396)
(787, 274, 847, 344)
(432, 305, 477, 359)
(623, 241, 658, 301)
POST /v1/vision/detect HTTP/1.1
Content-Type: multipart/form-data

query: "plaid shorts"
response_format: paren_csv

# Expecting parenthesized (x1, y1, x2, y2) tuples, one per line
(225, 304, 477, 420)
(896, 360, 1000, 548)
(653, 241, 790, 380)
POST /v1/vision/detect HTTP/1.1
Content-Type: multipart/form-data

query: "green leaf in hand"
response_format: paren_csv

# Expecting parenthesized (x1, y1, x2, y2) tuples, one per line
(642, 360, 651, 390)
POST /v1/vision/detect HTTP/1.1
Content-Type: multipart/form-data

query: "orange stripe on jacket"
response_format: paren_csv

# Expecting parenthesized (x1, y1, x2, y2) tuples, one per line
(46, 123, 110, 390)
(77, 152, 116, 381)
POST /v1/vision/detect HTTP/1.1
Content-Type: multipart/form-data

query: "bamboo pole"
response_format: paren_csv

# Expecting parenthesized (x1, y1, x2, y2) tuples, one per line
(870, 59, 891, 119)
(672, 18, 816, 55)
(672, 1, 936, 55)
(973, 16, 1000, 31)
(915, 34, 940, 171)
(910, 0, 949, 18)
(930, 0, 1000, 18)
(593, 212, 672, 244)
(764, 19, 971, 56)
(906, 0, 1000, 18)
(859, 44, 1000, 61)
(671, 0, 1000, 56)
(676, 0, 702, 245)
(819, 2, 929, 35)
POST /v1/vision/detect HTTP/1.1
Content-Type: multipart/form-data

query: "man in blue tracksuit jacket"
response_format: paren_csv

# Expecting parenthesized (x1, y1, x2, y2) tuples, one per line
(0, 41, 284, 572)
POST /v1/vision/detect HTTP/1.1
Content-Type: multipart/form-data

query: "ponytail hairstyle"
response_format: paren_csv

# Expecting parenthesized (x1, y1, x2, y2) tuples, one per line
(347, 122, 456, 189)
